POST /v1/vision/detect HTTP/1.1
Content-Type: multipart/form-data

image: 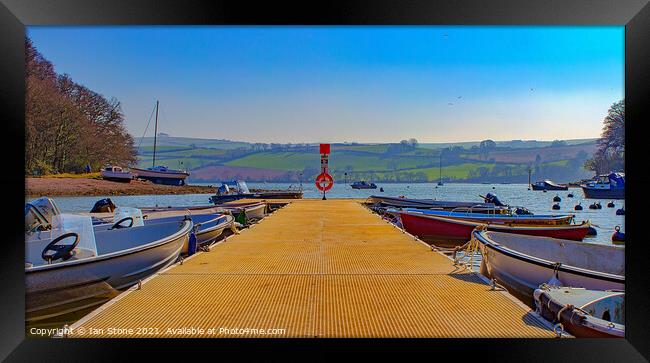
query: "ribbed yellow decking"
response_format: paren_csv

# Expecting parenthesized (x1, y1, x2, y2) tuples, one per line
(70, 199, 554, 338)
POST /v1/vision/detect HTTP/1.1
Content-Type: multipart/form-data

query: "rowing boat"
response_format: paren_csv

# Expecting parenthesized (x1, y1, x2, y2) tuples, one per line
(474, 230, 624, 306)
(402, 208, 575, 225)
(398, 211, 590, 247)
(368, 195, 507, 213)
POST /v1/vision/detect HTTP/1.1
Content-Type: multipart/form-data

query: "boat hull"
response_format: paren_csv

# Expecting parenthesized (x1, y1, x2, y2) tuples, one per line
(534, 288, 624, 338)
(398, 212, 589, 247)
(368, 195, 506, 213)
(25, 221, 191, 322)
(531, 181, 568, 191)
(131, 167, 189, 186)
(100, 171, 132, 183)
(403, 209, 574, 225)
(581, 186, 625, 199)
(475, 231, 624, 307)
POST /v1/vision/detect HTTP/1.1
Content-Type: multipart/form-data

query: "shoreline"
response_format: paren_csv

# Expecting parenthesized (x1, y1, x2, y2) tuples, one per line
(26, 177, 215, 197)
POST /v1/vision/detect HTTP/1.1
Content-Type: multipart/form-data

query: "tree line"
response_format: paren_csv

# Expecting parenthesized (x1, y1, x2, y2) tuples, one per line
(584, 99, 624, 175)
(25, 38, 136, 175)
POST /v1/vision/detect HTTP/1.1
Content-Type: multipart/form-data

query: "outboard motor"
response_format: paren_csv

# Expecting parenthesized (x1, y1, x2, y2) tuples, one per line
(552, 203, 561, 210)
(567, 193, 574, 198)
(553, 195, 561, 202)
(607, 201, 615, 208)
(616, 207, 625, 215)
(90, 198, 116, 213)
(612, 226, 624, 244)
(574, 203, 583, 211)
(483, 193, 505, 207)
(514, 207, 533, 215)
(586, 225, 598, 237)
(25, 197, 62, 233)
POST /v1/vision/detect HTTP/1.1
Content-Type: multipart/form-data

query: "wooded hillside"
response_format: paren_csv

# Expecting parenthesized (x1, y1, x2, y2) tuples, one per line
(25, 38, 136, 175)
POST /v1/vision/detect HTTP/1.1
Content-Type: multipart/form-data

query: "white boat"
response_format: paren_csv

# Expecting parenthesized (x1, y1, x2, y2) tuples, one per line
(473, 230, 624, 306)
(25, 213, 192, 322)
(95, 208, 235, 253)
(100, 165, 132, 183)
(130, 165, 190, 186)
(221, 201, 267, 221)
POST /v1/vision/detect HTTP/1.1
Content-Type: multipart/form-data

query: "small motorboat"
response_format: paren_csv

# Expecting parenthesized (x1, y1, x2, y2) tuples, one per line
(209, 180, 302, 204)
(531, 180, 569, 191)
(473, 230, 624, 306)
(100, 165, 132, 183)
(400, 208, 575, 225)
(398, 211, 591, 247)
(534, 285, 624, 338)
(25, 213, 192, 322)
(581, 172, 625, 199)
(94, 207, 234, 254)
(351, 181, 377, 189)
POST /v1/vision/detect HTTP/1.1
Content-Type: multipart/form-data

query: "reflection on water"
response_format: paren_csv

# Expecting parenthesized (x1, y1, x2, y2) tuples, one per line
(42, 182, 624, 245)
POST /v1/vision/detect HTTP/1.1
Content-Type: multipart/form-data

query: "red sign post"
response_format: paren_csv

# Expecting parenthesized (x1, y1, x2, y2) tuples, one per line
(316, 144, 333, 199)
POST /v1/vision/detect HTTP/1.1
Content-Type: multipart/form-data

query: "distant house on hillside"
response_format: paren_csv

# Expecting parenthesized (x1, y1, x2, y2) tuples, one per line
(158, 132, 170, 137)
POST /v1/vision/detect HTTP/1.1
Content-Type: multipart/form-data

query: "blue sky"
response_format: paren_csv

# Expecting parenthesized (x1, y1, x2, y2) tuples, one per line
(27, 26, 624, 143)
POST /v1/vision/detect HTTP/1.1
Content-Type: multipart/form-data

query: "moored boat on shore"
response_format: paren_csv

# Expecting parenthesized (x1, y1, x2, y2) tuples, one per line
(473, 230, 624, 306)
(100, 166, 132, 183)
(131, 166, 190, 186)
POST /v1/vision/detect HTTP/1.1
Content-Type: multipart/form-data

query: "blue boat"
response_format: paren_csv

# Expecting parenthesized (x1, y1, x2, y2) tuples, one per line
(531, 180, 568, 191)
(581, 172, 625, 200)
(351, 181, 377, 189)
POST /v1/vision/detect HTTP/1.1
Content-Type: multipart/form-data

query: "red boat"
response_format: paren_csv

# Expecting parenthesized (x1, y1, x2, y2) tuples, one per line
(398, 211, 590, 247)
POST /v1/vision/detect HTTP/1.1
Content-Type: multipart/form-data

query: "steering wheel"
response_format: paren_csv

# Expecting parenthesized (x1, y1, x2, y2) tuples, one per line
(109, 217, 134, 230)
(42, 232, 79, 263)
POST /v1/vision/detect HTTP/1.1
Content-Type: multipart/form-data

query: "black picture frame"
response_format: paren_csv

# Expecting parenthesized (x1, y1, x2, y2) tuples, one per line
(1, 0, 649, 361)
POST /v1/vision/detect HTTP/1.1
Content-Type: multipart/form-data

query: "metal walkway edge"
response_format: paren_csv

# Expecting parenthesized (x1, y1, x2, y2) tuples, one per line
(70, 199, 555, 338)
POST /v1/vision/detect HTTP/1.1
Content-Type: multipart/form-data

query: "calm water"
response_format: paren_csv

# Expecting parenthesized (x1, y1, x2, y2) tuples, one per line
(36, 182, 624, 245)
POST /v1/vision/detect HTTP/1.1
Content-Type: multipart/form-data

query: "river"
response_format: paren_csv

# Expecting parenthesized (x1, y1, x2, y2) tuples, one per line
(36, 182, 624, 245)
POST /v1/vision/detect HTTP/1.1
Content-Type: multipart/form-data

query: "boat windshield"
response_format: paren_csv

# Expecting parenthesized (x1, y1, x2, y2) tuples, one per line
(51, 214, 98, 258)
(237, 181, 250, 194)
(113, 207, 145, 227)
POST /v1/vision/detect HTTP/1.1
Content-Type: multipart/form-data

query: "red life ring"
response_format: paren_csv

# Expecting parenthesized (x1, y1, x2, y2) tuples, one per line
(315, 172, 334, 191)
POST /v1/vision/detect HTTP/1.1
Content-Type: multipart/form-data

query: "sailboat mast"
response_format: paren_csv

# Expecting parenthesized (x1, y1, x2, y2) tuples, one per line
(153, 100, 159, 167)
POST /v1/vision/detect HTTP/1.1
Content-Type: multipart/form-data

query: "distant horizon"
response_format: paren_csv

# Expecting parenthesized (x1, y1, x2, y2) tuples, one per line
(28, 26, 624, 143)
(135, 133, 598, 145)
